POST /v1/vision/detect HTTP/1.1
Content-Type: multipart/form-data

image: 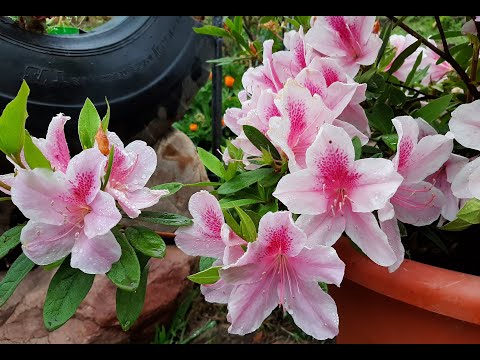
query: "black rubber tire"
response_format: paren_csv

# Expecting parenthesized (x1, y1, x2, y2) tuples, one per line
(0, 16, 214, 156)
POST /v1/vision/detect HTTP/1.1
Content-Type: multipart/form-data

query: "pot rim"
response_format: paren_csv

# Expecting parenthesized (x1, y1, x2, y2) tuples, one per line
(334, 236, 480, 326)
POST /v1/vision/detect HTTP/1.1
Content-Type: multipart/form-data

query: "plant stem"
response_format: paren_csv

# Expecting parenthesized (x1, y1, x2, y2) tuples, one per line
(469, 37, 480, 102)
(386, 80, 437, 99)
(434, 16, 450, 56)
(156, 231, 176, 239)
(387, 16, 480, 100)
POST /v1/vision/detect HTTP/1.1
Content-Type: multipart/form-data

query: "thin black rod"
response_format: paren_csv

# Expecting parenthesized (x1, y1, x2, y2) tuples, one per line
(211, 16, 223, 158)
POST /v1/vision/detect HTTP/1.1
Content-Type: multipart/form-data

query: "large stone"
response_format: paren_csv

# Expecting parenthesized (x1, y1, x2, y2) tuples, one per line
(0, 246, 195, 344)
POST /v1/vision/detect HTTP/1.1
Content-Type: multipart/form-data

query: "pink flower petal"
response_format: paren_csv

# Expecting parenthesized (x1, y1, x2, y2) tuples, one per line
(110, 187, 168, 219)
(70, 231, 121, 274)
(273, 170, 329, 215)
(323, 82, 358, 118)
(290, 246, 345, 286)
(0, 173, 14, 195)
(284, 280, 339, 340)
(296, 213, 345, 247)
(11, 168, 67, 225)
(379, 217, 405, 273)
(174, 190, 225, 259)
(467, 166, 480, 200)
(117, 140, 158, 190)
(343, 206, 396, 267)
(226, 278, 279, 335)
(332, 119, 369, 145)
(451, 157, 480, 199)
(449, 100, 480, 151)
(221, 224, 246, 266)
(338, 103, 370, 136)
(38, 113, 71, 173)
(201, 279, 235, 304)
(83, 191, 122, 239)
(65, 148, 106, 205)
(21, 221, 76, 266)
(391, 181, 445, 225)
(350, 158, 403, 212)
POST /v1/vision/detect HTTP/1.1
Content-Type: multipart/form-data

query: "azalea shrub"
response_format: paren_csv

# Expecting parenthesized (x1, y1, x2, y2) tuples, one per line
(171, 15, 480, 340)
(0, 87, 213, 331)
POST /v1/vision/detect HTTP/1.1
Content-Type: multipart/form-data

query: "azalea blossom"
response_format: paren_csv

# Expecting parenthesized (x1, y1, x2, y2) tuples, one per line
(11, 148, 122, 274)
(378, 116, 452, 271)
(449, 100, 480, 151)
(462, 16, 480, 35)
(104, 132, 168, 218)
(34, 113, 71, 173)
(306, 16, 382, 77)
(221, 211, 345, 340)
(387, 34, 429, 82)
(174, 190, 246, 303)
(273, 124, 403, 266)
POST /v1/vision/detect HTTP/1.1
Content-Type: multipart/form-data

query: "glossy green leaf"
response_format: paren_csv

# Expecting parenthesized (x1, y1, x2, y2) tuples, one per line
(367, 102, 394, 134)
(219, 198, 263, 209)
(243, 125, 281, 160)
(388, 40, 421, 74)
(107, 228, 141, 291)
(78, 98, 101, 149)
(0, 253, 34, 307)
(352, 136, 362, 160)
(413, 94, 453, 123)
(199, 257, 216, 272)
(116, 264, 149, 331)
(101, 97, 110, 132)
(125, 226, 166, 259)
(0, 225, 24, 260)
(405, 51, 423, 86)
(197, 147, 225, 178)
(151, 182, 183, 196)
(381, 134, 399, 151)
(235, 206, 257, 242)
(43, 260, 94, 331)
(440, 218, 472, 232)
(193, 25, 230, 38)
(0, 80, 30, 156)
(23, 130, 51, 169)
(456, 198, 480, 224)
(187, 266, 221, 285)
(218, 168, 274, 195)
(222, 209, 242, 237)
(136, 211, 193, 227)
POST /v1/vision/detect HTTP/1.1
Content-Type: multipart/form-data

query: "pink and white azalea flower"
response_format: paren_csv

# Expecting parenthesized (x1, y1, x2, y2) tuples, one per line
(273, 124, 403, 266)
(34, 113, 71, 173)
(422, 40, 453, 86)
(221, 211, 345, 340)
(11, 148, 122, 274)
(387, 34, 429, 83)
(174, 190, 247, 303)
(306, 16, 382, 77)
(462, 16, 480, 35)
(449, 100, 480, 151)
(451, 156, 480, 201)
(104, 132, 168, 218)
(426, 154, 468, 221)
(378, 116, 452, 272)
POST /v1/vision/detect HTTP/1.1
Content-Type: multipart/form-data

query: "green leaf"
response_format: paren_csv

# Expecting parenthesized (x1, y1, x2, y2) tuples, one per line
(193, 25, 230, 38)
(356, 67, 377, 84)
(101, 97, 110, 132)
(319, 282, 329, 293)
(388, 40, 421, 74)
(0, 80, 30, 156)
(42, 257, 65, 271)
(0, 197, 10, 202)
(219, 198, 263, 209)
(223, 209, 242, 237)
(199, 257, 216, 272)
(43, 260, 94, 331)
(197, 147, 225, 179)
(413, 94, 453, 123)
(430, 30, 463, 40)
(136, 211, 193, 227)
(381, 134, 399, 151)
(367, 102, 394, 134)
(388, 87, 407, 107)
(101, 145, 115, 191)
(375, 22, 393, 66)
(116, 264, 149, 331)
(235, 206, 257, 242)
(440, 218, 472, 232)
(23, 130, 51, 169)
(107, 228, 141, 291)
(78, 98, 101, 150)
(233, 16, 242, 32)
(243, 125, 281, 160)
(125, 226, 166, 259)
(218, 168, 274, 195)
(352, 137, 362, 160)
(0, 225, 24, 260)
(259, 172, 282, 188)
(184, 181, 222, 187)
(456, 198, 480, 224)
(0, 253, 35, 307)
(405, 51, 423, 86)
(187, 266, 221, 285)
(151, 182, 183, 196)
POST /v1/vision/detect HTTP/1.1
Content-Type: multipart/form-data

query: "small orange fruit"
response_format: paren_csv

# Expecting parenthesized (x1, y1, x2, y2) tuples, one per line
(221, 118, 225, 127)
(208, 71, 212, 81)
(373, 20, 380, 34)
(224, 75, 235, 88)
(189, 123, 199, 131)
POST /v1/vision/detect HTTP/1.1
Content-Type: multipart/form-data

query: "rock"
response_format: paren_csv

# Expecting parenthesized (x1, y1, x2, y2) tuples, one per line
(0, 246, 195, 344)
(122, 128, 210, 232)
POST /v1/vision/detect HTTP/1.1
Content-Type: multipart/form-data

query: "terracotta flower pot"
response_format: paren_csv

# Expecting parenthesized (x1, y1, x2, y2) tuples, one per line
(330, 237, 480, 344)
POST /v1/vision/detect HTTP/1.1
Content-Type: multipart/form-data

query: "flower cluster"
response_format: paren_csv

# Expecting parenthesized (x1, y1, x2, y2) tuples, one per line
(0, 113, 168, 274)
(175, 15, 479, 340)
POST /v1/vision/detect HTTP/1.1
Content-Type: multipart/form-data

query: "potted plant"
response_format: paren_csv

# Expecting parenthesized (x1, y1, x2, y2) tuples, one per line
(168, 16, 480, 343)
